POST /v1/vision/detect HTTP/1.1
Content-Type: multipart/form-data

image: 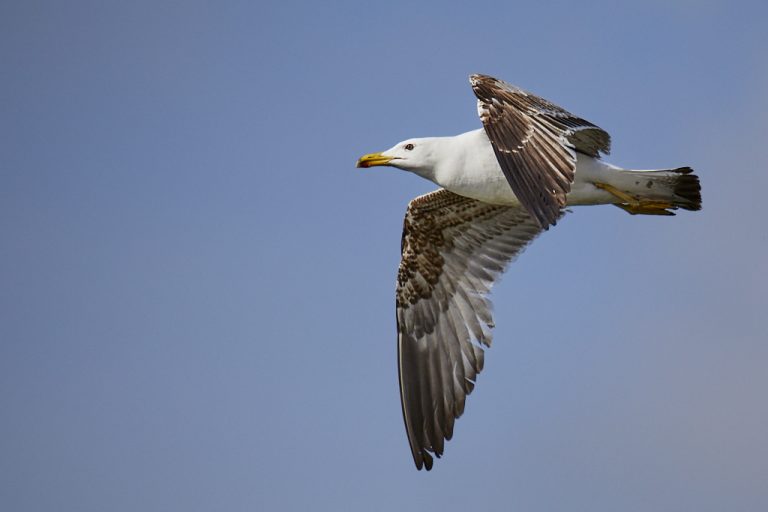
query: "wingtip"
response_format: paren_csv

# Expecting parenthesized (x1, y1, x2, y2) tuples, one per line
(469, 73, 493, 87)
(413, 447, 435, 471)
(469, 73, 492, 78)
(529, 206, 562, 231)
(423, 451, 434, 471)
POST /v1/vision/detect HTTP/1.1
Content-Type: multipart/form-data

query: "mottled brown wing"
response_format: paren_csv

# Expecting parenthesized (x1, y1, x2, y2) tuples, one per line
(396, 189, 558, 470)
(470, 74, 611, 228)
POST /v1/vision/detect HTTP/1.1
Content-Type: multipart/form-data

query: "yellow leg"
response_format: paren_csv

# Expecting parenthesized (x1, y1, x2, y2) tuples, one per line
(594, 182, 676, 215)
(594, 182, 638, 204)
(614, 203, 675, 216)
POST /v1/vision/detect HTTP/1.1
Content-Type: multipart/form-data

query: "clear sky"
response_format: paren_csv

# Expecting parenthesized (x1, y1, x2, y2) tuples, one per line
(2, 1, 767, 511)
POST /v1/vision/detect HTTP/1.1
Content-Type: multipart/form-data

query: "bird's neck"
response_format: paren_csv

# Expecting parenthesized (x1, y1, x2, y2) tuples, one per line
(422, 129, 486, 186)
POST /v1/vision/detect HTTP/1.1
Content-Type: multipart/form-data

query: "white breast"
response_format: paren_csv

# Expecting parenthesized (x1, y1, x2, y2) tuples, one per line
(432, 129, 520, 205)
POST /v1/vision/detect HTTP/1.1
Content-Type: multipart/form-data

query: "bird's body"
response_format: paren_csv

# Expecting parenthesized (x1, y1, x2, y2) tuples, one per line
(357, 74, 701, 471)
(391, 128, 687, 209)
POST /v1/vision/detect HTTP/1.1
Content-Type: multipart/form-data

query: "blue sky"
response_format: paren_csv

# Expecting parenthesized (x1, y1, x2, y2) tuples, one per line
(2, 1, 767, 510)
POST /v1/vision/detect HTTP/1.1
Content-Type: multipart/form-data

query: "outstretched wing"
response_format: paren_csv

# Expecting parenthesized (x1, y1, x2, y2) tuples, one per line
(396, 189, 559, 470)
(470, 74, 611, 228)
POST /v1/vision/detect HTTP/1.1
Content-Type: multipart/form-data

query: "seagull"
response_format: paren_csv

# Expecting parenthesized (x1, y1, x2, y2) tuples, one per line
(356, 74, 701, 471)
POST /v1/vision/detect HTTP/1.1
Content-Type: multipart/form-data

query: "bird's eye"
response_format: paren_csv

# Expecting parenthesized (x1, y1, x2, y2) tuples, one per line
(404, 143, 414, 151)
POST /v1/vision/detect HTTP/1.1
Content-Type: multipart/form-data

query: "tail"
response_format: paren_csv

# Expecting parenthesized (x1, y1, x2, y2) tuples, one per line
(668, 167, 703, 211)
(611, 166, 702, 216)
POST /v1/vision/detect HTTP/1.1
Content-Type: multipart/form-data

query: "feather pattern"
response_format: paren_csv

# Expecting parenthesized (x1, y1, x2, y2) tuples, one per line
(470, 74, 611, 228)
(396, 189, 558, 470)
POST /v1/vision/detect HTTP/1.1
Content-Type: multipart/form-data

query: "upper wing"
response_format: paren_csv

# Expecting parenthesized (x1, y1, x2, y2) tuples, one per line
(396, 189, 559, 470)
(470, 74, 611, 228)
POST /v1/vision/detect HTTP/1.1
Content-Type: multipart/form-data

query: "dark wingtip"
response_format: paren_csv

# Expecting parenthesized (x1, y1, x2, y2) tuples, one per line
(530, 206, 561, 231)
(413, 448, 435, 471)
(420, 451, 434, 471)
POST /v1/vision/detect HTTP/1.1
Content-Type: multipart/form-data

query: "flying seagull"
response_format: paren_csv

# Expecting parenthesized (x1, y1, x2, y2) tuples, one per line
(356, 74, 701, 471)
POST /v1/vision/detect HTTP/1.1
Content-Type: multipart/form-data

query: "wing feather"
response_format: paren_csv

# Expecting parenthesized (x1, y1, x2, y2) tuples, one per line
(396, 189, 559, 470)
(470, 74, 610, 228)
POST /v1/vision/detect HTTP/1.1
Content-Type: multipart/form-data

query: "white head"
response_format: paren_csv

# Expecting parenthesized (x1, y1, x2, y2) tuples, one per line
(356, 137, 445, 179)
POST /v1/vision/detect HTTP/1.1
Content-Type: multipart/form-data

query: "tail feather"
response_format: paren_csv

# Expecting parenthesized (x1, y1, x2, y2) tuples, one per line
(612, 166, 702, 216)
(670, 167, 702, 211)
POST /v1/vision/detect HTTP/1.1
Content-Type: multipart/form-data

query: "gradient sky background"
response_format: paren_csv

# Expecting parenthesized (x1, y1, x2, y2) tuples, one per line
(2, 1, 767, 511)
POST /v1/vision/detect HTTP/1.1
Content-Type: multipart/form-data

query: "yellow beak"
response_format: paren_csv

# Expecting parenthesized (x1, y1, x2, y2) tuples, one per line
(356, 152, 395, 168)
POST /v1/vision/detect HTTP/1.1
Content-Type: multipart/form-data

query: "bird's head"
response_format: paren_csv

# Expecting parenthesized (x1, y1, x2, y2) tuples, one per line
(356, 138, 442, 178)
